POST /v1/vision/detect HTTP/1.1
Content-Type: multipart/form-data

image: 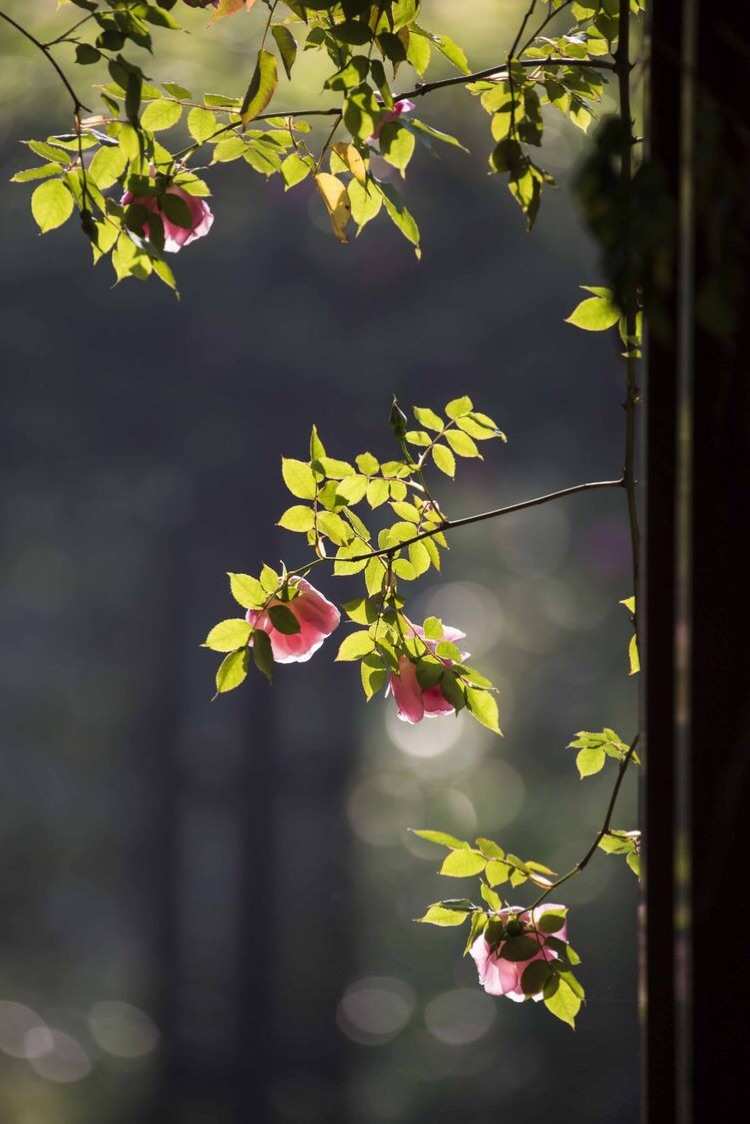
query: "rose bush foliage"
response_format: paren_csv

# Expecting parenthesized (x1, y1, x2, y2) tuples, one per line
(201, 393, 641, 1027)
(8, 0, 644, 294)
(1, 0, 646, 1033)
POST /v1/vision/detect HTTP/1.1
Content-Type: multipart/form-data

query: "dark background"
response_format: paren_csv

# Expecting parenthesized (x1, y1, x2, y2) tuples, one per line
(1, 4, 639, 1122)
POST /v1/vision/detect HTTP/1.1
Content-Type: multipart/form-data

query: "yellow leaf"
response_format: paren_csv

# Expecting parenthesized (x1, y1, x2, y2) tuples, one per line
(331, 142, 367, 185)
(315, 173, 351, 244)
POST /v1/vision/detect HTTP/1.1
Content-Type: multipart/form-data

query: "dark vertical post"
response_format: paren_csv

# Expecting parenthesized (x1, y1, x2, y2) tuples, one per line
(646, 2, 750, 1121)
(643, 3, 684, 1122)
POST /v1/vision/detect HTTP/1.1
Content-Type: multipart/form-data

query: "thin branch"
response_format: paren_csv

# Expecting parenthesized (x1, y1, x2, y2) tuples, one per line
(315, 112, 342, 172)
(401, 55, 615, 102)
(518, 0, 575, 57)
(0, 9, 89, 112)
(43, 12, 96, 48)
(529, 735, 640, 910)
(355, 477, 623, 562)
(165, 56, 615, 166)
(509, 0, 540, 60)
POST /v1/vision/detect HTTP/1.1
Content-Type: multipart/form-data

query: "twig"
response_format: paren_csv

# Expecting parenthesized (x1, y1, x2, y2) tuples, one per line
(0, 9, 89, 112)
(529, 736, 640, 910)
(284, 477, 623, 580)
(165, 56, 615, 166)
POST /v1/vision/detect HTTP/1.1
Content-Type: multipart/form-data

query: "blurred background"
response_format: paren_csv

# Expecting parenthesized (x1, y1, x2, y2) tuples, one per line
(0, 2, 639, 1122)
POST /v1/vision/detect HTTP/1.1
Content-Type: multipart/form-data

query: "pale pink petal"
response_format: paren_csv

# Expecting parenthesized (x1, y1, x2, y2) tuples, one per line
(470, 937, 521, 997)
(440, 625, 467, 645)
(245, 580, 339, 665)
(291, 579, 341, 634)
(389, 657, 425, 723)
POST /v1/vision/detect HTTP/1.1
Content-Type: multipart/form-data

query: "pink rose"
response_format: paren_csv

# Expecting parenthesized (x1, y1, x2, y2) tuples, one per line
(246, 578, 340, 664)
(386, 623, 468, 724)
(120, 185, 214, 253)
(371, 97, 416, 141)
(470, 904, 570, 1003)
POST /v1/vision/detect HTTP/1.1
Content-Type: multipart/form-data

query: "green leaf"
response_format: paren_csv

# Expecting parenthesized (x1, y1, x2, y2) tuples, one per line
(476, 837, 504, 859)
(281, 152, 312, 188)
(378, 181, 420, 254)
(466, 687, 501, 734)
(416, 904, 470, 927)
(628, 633, 640, 675)
(418, 28, 470, 74)
(543, 975, 581, 1028)
(315, 456, 355, 479)
(410, 829, 469, 850)
(355, 452, 379, 476)
(271, 24, 297, 80)
(364, 557, 386, 595)
(75, 43, 101, 65)
(268, 604, 301, 635)
(344, 84, 378, 141)
(627, 852, 641, 877)
(537, 911, 567, 934)
(410, 118, 469, 152)
(414, 406, 443, 430)
(379, 122, 416, 176)
(336, 474, 368, 504)
(620, 595, 636, 614)
(252, 628, 273, 682)
(423, 617, 443, 640)
(408, 540, 431, 576)
(278, 505, 315, 532)
(260, 566, 280, 593)
(522, 959, 553, 996)
(241, 49, 278, 125)
(485, 859, 511, 886)
(30, 179, 73, 233)
(336, 631, 375, 661)
(501, 934, 540, 961)
(213, 137, 247, 164)
(228, 572, 266, 610)
(445, 429, 480, 458)
(343, 597, 377, 625)
(432, 444, 456, 477)
(348, 177, 383, 231)
(160, 191, 193, 229)
(480, 883, 502, 911)
(187, 106, 218, 143)
(576, 747, 606, 778)
(163, 83, 192, 100)
(282, 458, 316, 499)
(445, 396, 473, 419)
(317, 510, 353, 545)
(566, 289, 621, 331)
(456, 415, 503, 441)
(10, 163, 62, 184)
(391, 500, 420, 522)
(415, 661, 444, 689)
(439, 849, 487, 878)
(215, 649, 248, 694)
(88, 145, 128, 189)
(141, 99, 182, 131)
(393, 558, 417, 580)
(204, 618, 252, 652)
